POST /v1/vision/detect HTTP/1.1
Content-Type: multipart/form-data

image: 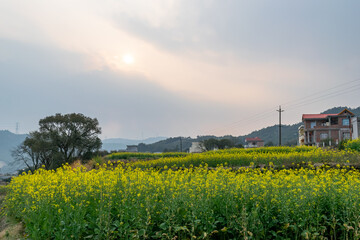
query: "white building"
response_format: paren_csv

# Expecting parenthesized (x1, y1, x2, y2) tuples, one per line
(352, 117, 360, 139)
(189, 142, 204, 153)
(126, 145, 138, 152)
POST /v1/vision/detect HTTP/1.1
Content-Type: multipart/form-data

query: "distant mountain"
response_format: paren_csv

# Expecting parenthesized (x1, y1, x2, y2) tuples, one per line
(101, 137, 167, 152)
(321, 106, 360, 116)
(240, 123, 302, 146)
(0, 130, 27, 174)
(1, 106, 359, 172)
(138, 137, 195, 152)
(138, 106, 360, 152)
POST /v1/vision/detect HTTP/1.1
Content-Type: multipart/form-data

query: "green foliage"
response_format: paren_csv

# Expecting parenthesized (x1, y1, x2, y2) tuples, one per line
(92, 156, 104, 165)
(344, 139, 360, 152)
(0, 185, 8, 195)
(202, 138, 234, 150)
(338, 139, 349, 150)
(12, 113, 102, 170)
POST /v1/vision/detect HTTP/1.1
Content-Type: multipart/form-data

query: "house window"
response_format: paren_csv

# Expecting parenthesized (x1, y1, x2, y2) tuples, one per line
(343, 132, 351, 140)
(320, 133, 328, 140)
(310, 122, 316, 128)
(331, 117, 338, 125)
(342, 118, 350, 126)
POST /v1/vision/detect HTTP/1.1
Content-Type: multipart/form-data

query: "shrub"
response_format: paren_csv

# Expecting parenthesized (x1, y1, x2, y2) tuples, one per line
(345, 139, 360, 152)
(338, 139, 349, 150)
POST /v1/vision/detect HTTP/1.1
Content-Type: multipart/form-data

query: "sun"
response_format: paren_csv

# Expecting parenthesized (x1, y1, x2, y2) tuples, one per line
(122, 54, 135, 64)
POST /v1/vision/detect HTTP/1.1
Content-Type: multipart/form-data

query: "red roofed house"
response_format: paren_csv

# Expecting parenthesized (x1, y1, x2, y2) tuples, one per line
(301, 108, 356, 146)
(245, 137, 264, 148)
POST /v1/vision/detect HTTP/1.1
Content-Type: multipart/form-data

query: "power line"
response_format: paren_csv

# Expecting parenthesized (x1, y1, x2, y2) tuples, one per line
(286, 84, 360, 113)
(203, 107, 278, 135)
(283, 82, 360, 110)
(210, 83, 360, 135)
(281, 78, 360, 108)
(201, 77, 360, 137)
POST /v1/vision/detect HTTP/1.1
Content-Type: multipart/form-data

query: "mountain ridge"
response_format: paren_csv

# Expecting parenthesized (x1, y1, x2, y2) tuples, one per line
(138, 106, 360, 152)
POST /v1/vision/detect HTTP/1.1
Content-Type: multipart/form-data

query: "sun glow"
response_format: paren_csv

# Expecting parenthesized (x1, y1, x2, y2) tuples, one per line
(122, 54, 135, 64)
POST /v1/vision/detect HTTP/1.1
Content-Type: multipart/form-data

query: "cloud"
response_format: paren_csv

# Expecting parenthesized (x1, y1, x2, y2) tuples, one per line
(0, 39, 245, 138)
(1, 1, 360, 139)
(110, 1, 360, 61)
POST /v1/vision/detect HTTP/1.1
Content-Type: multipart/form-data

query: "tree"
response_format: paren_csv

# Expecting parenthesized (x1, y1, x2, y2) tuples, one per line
(217, 139, 234, 149)
(13, 113, 102, 170)
(234, 143, 244, 148)
(203, 138, 219, 151)
(202, 138, 234, 151)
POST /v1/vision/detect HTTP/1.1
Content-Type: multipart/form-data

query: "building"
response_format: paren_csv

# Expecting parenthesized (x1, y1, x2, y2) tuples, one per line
(298, 125, 305, 145)
(244, 137, 264, 148)
(126, 145, 138, 152)
(302, 108, 358, 146)
(189, 142, 204, 153)
(352, 117, 360, 139)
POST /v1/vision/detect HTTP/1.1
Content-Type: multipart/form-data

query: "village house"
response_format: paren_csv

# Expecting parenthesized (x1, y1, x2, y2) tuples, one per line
(126, 145, 138, 152)
(244, 137, 264, 148)
(301, 108, 358, 146)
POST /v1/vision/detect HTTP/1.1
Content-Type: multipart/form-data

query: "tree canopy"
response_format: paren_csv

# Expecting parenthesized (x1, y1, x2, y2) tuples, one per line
(13, 113, 102, 171)
(202, 138, 235, 151)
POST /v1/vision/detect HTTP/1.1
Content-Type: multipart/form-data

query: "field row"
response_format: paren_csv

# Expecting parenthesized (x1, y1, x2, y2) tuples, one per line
(128, 147, 360, 169)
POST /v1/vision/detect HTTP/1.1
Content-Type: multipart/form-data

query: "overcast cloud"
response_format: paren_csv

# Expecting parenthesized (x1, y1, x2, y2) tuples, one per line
(1, 0, 360, 139)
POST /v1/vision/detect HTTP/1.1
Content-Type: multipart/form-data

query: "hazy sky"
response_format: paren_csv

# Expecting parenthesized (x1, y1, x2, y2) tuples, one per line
(1, 0, 360, 139)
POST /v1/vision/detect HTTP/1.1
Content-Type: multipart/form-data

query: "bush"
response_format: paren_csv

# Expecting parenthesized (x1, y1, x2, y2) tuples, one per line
(92, 156, 104, 165)
(0, 185, 8, 195)
(338, 139, 349, 150)
(344, 139, 360, 152)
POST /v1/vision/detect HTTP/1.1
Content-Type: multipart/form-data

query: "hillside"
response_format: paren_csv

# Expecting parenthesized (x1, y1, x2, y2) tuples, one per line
(0, 130, 27, 174)
(321, 106, 360, 115)
(138, 106, 360, 152)
(101, 137, 166, 151)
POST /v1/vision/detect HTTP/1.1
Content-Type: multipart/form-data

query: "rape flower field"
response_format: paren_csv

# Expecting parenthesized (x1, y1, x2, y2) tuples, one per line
(106, 152, 188, 161)
(4, 147, 360, 239)
(129, 146, 360, 169)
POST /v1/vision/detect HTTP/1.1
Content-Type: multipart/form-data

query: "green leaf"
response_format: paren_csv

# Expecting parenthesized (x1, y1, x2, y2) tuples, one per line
(160, 222, 167, 230)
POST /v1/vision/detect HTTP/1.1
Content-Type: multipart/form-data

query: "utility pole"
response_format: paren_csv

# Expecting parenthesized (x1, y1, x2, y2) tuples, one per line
(277, 106, 284, 146)
(16, 122, 19, 134)
(180, 137, 183, 152)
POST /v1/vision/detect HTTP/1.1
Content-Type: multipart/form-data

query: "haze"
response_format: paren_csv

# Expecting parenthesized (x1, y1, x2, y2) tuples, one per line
(1, 0, 360, 139)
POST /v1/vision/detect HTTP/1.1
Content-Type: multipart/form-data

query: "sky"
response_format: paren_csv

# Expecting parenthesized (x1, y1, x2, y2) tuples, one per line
(1, 0, 360, 139)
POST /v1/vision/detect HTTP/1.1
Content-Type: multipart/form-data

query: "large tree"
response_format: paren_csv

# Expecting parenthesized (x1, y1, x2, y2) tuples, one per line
(13, 113, 102, 170)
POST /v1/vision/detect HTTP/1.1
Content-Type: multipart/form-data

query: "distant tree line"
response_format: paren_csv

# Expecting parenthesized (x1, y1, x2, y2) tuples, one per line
(202, 138, 243, 151)
(12, 113, 102, 172)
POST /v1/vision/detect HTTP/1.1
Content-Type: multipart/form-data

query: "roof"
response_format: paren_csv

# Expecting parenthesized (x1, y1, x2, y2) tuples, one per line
(302, 108, 355, 120)
(245, 137, 264, 142)
(302, 114, 337, 120)
(338, 108, 355, 116)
